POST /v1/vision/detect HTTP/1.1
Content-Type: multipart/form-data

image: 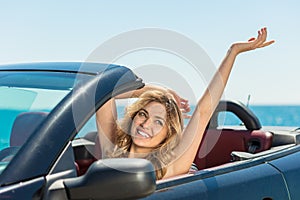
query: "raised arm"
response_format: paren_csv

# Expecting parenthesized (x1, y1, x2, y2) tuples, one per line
(164, 27, 275, 178)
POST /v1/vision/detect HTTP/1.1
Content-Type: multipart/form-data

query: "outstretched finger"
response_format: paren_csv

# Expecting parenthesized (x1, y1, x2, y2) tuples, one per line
(260, 27, 268, 42)
(246, 28, 264, 49)
(255, 28, 267, 47)
(259, 40, 275, 48)
(257, 28, 275, 48)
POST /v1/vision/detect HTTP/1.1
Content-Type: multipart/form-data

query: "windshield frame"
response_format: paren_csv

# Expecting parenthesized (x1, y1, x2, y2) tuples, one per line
(0, 62, 144, 186)
(0, 69, 95, 176)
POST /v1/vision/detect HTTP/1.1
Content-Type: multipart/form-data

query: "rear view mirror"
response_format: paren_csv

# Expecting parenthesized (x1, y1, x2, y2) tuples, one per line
(64, 158, 156, 200)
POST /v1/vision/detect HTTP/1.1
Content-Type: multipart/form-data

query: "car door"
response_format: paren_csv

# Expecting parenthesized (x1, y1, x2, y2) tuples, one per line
(269, 149, 300, 200)
(145, 161, 289, 200)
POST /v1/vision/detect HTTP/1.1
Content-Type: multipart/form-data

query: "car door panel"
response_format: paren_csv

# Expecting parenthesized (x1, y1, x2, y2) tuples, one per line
(269, 150, 300, 200)
(0, 177, 45, 200)
(145, 163, 289, 200)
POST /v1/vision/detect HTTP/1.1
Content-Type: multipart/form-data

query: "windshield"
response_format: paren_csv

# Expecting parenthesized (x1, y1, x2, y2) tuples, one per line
(0, 71, 92, 174)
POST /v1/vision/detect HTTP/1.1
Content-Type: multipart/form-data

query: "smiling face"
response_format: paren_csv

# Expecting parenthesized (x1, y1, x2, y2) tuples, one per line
(114, 90, 184, 164)
(130, 101, 168, 153)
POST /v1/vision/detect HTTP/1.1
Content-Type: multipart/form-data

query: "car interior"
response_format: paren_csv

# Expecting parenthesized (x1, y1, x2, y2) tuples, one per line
(3, 103, 300, 179)
(0, 112, 48, 162)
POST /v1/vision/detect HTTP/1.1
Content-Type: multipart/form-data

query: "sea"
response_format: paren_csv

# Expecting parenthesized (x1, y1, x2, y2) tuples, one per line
(117, 105, 300, 127)
(1, 105, 300, 150)
(249, 105, 300, 127)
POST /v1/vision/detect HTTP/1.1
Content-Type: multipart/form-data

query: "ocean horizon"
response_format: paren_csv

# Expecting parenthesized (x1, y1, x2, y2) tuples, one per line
(249, 105, 300, 127)
(117, 104, 300, 127)
(1, 105, 300, 150)
(184, 105, 300, 127)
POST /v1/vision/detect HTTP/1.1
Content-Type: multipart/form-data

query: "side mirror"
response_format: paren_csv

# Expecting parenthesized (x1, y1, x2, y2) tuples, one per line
(52, 158, 156, 200)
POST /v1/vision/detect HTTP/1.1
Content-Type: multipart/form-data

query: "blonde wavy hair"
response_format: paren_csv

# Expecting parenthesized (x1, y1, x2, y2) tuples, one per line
(111, 90, 184, 179)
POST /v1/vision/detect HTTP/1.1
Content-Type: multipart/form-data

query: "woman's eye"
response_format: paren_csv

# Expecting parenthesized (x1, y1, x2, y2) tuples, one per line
(155, 120, 164, 126)
(138, 111, 146, 117)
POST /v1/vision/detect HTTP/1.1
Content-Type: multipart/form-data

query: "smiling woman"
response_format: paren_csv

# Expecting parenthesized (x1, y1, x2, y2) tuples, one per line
(130, 103, 169, 147)
(102, 90, 183, 179)
(96, 28, 275, 180)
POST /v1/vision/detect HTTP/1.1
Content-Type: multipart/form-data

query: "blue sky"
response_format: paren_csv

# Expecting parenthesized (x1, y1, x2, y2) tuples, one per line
(0, 1, 299, 105)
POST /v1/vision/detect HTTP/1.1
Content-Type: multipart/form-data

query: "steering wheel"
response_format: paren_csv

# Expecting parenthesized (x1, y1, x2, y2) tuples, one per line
(207, 100, 261, 130)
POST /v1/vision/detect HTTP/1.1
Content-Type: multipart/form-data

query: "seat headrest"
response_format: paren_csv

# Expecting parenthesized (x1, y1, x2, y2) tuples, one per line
(10, 112, 48, 147)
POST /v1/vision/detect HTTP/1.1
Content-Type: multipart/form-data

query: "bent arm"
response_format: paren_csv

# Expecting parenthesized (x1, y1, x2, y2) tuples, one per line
(96, 98, 118, 154)
(96, 84, 190, 152)
(164, 27, 274, 178)
(96, 86, 168, 143)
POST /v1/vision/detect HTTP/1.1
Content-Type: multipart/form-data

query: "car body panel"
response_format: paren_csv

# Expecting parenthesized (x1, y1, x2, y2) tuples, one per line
(0, 177, 45, 200)
(269, 149, 300, 199)
(147, 163, 289, 200)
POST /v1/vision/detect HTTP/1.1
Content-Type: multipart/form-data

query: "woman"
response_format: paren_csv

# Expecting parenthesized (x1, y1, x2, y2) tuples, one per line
(96, 27, 274, 180)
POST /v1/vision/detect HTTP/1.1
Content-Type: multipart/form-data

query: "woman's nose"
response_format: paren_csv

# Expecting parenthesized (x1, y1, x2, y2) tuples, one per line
(141, 117, 152, 128)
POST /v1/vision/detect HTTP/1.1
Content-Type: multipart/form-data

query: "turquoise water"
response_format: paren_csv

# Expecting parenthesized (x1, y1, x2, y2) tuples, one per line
(117, 105, 300, 127)
(250, 105, 300, 127)
(1, 105, 300, 150)
(198, 105, 300, 127)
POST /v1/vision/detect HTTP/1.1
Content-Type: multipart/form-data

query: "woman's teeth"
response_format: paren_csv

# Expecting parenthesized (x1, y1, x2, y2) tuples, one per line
(137, 130, 150, 138)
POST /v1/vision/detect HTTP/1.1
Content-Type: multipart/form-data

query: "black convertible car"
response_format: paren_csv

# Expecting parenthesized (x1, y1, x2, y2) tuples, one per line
(0, 62, 300, 200)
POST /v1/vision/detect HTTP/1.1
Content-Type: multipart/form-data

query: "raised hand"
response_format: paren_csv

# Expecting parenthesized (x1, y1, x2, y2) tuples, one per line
(167, 89, 191, 119)
(231, 27, 275, 55)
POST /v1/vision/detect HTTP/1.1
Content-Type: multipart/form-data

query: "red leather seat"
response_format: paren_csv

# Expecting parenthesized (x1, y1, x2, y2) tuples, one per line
(73, 131, 99, 176)
(194, 129, 273, 170)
